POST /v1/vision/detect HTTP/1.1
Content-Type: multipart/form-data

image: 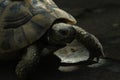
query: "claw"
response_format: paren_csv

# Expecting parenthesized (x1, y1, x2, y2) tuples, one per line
(86, 58, 98, 64)
(87, 51, 104, 63)
(87, 43, 105, 63)
(96, 56, 100, 62)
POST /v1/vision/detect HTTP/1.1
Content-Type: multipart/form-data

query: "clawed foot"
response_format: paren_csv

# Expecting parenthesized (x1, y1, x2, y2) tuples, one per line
(87, 42, 105, 63)
(87, 55, 100, 63)
(87, 51, 104, 63)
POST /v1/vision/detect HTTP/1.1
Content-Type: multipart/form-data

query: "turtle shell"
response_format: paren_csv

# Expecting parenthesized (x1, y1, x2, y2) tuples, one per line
(0, 0, 76, 53)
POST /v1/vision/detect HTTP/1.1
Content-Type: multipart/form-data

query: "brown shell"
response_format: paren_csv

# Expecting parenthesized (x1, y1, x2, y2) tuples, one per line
(0, 0, 76, 53)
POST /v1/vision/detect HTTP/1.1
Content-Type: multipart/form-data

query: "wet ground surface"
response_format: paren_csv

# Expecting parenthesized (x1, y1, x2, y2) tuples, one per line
(1, 0, 120, 80)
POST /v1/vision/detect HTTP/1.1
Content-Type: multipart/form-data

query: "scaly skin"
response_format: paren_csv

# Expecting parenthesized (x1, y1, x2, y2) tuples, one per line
(15, 41, 62, 79)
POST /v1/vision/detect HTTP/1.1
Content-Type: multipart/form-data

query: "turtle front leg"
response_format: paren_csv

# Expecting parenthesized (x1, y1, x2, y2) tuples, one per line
(73, 25, 104, 62)
(15, 44, 61, 79)
(15, 44, 43, 79)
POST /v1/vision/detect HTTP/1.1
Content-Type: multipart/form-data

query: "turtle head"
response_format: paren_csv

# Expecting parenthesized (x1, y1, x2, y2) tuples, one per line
(47, 23, 76, 45)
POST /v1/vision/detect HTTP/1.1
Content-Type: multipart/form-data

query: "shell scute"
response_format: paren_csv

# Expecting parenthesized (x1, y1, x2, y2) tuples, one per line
(0, 0, 11, 15)
(0, 0, 76, 53)
(2, 2, 32, 29)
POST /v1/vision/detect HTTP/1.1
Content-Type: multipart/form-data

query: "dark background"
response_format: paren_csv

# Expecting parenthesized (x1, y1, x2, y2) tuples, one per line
(0, 0, 120, 80)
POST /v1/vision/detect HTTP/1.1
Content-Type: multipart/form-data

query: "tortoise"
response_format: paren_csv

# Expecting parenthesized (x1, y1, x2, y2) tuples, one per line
(0, 0, 104, 79)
